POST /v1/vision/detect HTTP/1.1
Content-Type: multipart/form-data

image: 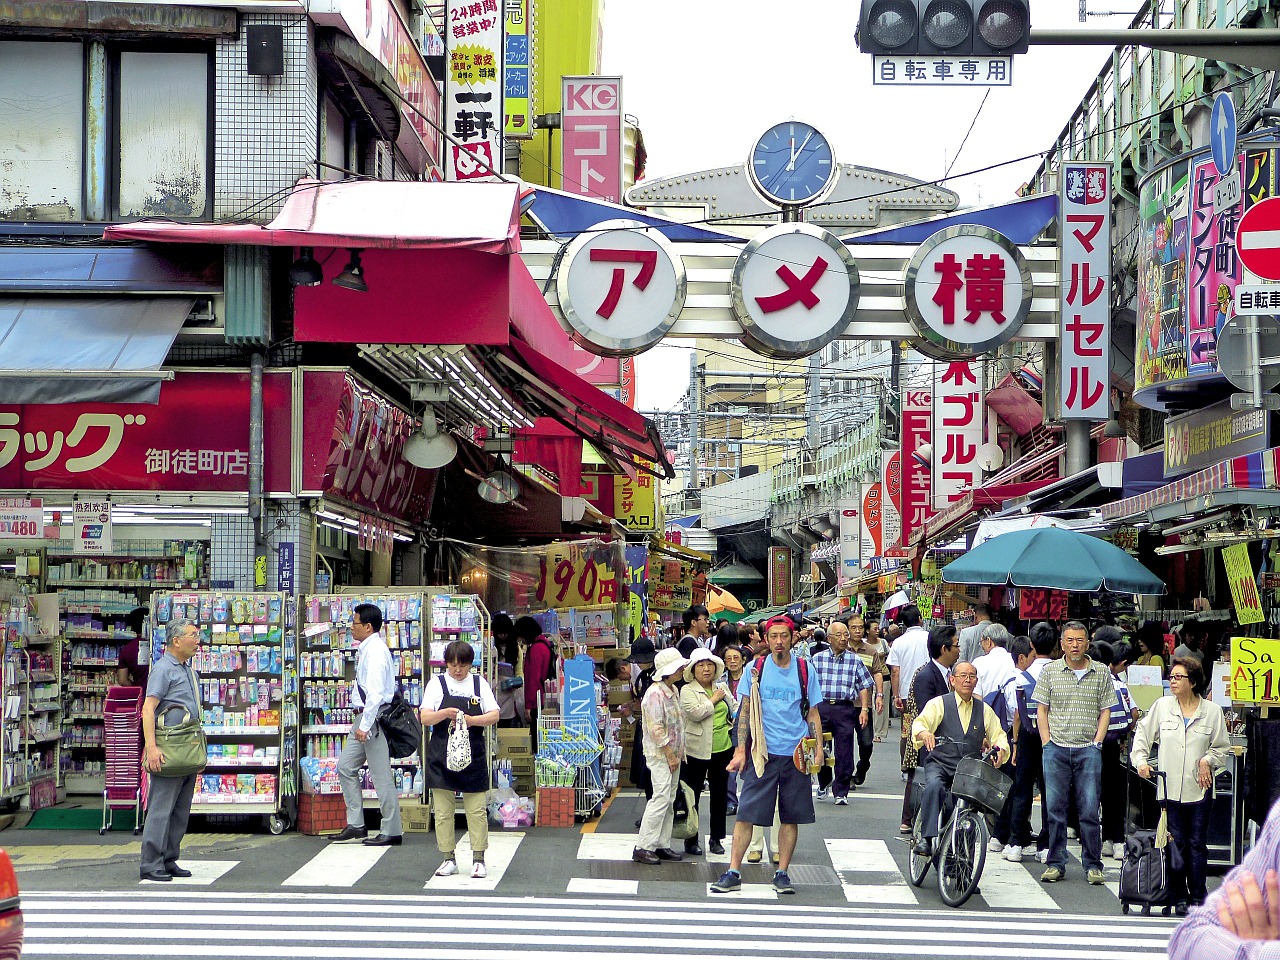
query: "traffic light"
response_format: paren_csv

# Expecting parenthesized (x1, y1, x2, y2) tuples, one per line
(857, 0, 1030, 56)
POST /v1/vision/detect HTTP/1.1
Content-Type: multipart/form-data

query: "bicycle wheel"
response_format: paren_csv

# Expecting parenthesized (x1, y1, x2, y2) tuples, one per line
(908, 808, 930, 887)
(938, 806, 987, 907)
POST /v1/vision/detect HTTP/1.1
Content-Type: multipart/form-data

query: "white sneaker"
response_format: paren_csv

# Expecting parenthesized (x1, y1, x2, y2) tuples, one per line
(1002, 845, 1024, 862)
(471, 862, 487, 879)
(1102, 840, 1114, 858)
(901, 772, 909, 782)
(1036, 849, 1049, 863)
(1067, 827, 1078, 840)
(434, 859, 458, 877)
(988, 837, 1004, 853)
(816, 785, 830, 799)
(834, 796, 848, 806)
(1112, 844, 1125, 861)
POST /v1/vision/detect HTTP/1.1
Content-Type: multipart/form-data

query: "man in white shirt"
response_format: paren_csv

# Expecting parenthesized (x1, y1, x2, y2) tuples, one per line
(335, 603, 402, 846)
(957, 603, 993, 665)
(886, 604, 930, 833)
(975, 623, 1018, 700)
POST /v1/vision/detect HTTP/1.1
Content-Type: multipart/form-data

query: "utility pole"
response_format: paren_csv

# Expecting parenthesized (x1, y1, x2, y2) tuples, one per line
(687, 351, 700, 493)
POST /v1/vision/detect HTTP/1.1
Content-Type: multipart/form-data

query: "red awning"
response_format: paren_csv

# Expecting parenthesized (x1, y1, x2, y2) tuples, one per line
(104, 178, 522, 255)
(913, 480, 1056, 548)
(486, 336, 673, 479)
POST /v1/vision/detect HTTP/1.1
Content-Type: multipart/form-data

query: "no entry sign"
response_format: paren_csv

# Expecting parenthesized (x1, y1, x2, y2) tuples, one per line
(1236, 197, 1280, 281)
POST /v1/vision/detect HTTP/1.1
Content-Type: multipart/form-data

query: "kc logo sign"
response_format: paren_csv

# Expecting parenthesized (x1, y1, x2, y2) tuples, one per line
(562, 76, 623, 204)
(904, 225, 1032, 360)
(731, 223, 860, 359)
(557, 222, 686, 357)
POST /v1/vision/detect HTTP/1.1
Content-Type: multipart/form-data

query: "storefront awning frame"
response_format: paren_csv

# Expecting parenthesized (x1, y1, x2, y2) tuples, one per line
(1100, 446, 1280, 523)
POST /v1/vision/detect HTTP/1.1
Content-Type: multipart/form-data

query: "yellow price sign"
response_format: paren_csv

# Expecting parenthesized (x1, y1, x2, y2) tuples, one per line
(1230, 635, 1280, 704)
(1222, 543, 1265, 625)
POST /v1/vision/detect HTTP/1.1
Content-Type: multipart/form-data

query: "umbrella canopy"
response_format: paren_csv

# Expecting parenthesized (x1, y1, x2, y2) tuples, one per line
(940, 526, 1165, 595)
(706, 583, 746, 615)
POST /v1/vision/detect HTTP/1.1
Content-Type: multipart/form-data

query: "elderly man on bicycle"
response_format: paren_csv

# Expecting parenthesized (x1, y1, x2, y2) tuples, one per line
(911, 662, 1010, 857)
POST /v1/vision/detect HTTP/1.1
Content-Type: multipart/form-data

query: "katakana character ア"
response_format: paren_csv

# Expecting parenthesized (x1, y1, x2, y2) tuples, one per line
(63, 413, 129, 473)
(0, 414, 18, 469)
(1066, 366, 1105, 411)
(944, 433, 977, 465)
(23, 430, 63, 471)
(964, 254, 1006, 323)
(932, 253, 964, 325)
(940, 361, 977, 386)
(145, 449, 171, 475)
(1066, 314, 1105, 357)
(589, 247, 658, 319)
(1067, 262, 1105, 306)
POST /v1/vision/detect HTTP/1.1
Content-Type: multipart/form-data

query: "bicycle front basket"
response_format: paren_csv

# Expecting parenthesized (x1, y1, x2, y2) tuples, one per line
(951, 756, 1012, 815)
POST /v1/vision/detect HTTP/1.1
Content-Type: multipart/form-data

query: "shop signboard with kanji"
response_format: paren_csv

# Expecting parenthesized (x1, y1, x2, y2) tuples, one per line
(903, 225, 1031, 360)
(730, 223, 860, 360)
(0, 498, 42, 539)
(872, 56, 1012, 87)
(857, 487, 880, 571)
(1059, 162, 1112, 419)
(1163, 398, 1268, 477)
(535, 542, 623, 608)
(562, 76, 623, 203)
(1185, 157, 1241, 373)
(900, 387, 933, 546)
(502, 0, 532, 139)
(768, 546, 792, 607)
(1019, 588, 1067, 621)
(73, 500, 112, 555)
(614, 461, 660, 533)
(880, 451, 902, 554)
(445, 0, 503, 181)
(1136, 164, 1190, 393)
(557, 226, 686, 357)
(933, 361, 984, 507)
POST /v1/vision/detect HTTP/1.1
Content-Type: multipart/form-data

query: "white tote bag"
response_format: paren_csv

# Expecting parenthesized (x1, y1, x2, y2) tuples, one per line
(446, 714, 472, 772)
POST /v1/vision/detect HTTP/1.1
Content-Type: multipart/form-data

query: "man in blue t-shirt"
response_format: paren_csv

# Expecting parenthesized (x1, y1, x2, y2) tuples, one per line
(712, 615, 824, 895)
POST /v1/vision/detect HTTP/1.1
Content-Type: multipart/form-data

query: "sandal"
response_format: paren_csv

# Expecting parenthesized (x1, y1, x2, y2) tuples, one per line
(899, 823, 912, 834)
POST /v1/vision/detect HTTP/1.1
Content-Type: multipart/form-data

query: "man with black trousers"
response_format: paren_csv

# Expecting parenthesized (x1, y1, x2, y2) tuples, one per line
(812, 619, 874, 804)
(1003, 622, 1056, 863)
(904, 626, 959, 827)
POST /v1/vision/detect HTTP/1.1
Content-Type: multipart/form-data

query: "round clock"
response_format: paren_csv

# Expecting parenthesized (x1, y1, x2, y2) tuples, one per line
(748, 121, 837, 208)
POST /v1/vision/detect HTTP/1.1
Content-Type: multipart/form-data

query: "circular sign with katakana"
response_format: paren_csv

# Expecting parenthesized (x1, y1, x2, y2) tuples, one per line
(903, 225, 1032, 360)
(556, 220, 686, 357)
(730, 222, 860, 359)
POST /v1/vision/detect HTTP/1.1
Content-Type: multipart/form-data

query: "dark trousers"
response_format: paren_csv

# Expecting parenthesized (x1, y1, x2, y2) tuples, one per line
(816, 701, 857, 797)
(1100, 739, 1127, 843)
(681, 747, 732, 842)
(916, 763, 954, 838)
(1008, 727, 1046, 849)
(992, 758, 1017, 843)
(854, 707, 874, 782)
(140, 772, 196, 876)
(1167, 795, 1212, 904)
(900, 733, 917, 825)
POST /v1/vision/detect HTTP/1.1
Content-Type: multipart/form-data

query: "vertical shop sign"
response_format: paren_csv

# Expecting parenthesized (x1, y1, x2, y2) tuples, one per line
(1222, 543, 1265, 625)
(900, 386, 934, 544)
(1187, 156, 1242, 375)
(619, 357, 637, 409)
(614, 465, 658, 532)
(277, 542, 295, 595)
(624, 544, 648, 639)
(1060, 162, 1113, 418)
(933, 361, 984, 506)
(858, 485, 882, 570)
(503, 0, 532, 139)
(881, 451, 902, 554)
(768, 546, 793, 607)
(73, 500, 112, 555)
(561, 76, 623, 203)
(562, 654, 599, 737)
(837, 499, 860, 585)
(445, 0, 504, 181)
(1136, 165, 1190, 392)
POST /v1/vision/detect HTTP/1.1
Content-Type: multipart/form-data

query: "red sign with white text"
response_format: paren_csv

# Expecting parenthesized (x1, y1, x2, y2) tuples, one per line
(561, 76, 623, 204)
(1059, 162, 1112, 419)
(900, 389, 933, 546)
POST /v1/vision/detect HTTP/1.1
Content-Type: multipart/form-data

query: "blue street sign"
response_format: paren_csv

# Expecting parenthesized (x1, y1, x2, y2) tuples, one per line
(1211, 93, 1237, 177)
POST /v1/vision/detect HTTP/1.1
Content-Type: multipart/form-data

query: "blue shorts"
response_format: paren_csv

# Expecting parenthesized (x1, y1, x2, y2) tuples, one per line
(735, 753, 815, 827)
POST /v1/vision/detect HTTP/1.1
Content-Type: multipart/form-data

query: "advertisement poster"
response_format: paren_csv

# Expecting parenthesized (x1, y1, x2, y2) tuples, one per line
(624, 544, 648, 639)
(502, 0, 532, 139)
(1222, 542, 1265, 625)
(1059, 162, 1112, 419)
(768, 546, 793, 607)
(1186, 157, 1243, 374)
(444, 0, 503, 181)
(73, 500, 112, 555)
(1230, 635, 1280, 704)
(881, 451, 902, 555)
(858, 485, 881, 570)
(0, 497, 42, 539)
(1136, 161, 1190, 392)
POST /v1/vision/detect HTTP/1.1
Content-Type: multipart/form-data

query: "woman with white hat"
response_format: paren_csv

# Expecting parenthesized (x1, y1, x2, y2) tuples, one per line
(634, 648, 688, 865)
(680, 647, 735, 855)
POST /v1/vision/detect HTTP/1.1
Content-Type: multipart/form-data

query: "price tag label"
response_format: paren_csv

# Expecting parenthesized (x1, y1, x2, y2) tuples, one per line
(0, 498, 43, 539)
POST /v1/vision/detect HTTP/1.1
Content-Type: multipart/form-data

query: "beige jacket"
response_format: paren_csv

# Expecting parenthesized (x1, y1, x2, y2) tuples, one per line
(679, 681, 720, 761)
(1130, 695, 1230, 804)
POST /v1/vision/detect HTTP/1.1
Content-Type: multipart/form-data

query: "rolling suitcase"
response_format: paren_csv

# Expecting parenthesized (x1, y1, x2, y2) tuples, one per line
(1118, 771, 1183, 915)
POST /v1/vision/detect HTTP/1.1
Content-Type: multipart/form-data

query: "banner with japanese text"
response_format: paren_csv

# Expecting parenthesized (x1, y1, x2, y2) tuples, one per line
(502, 0, 532, 139)
(561, 76, 623, 203)
(614, 463, 660, 532)
(900, 385, 933, 545)
(1186, 157, 1241, 375)
(72, 500, 112, 555)
(881, 450, 902, 554)
(1060, 162, 1112, 419)
(838, 498, 860, 585)
(445, 0, 504, 181)
(1222, 543, 1265, 625)
(768, 546, 793, 607)
(933, 360, 985, 507)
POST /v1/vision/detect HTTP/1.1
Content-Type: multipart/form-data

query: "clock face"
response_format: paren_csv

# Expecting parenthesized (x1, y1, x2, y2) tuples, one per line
(749, 121, 836, 207)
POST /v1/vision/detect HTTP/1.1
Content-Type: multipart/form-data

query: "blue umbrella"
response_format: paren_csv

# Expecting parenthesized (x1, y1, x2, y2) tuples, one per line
(940, 526, 1165, 594)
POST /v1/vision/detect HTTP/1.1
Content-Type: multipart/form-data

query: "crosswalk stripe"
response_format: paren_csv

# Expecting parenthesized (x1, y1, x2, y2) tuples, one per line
(17, 891, 1180, 959)
(424, 833, 523, 891)
(975, 852, 1060, 910)
(825, 838, 920, 906)
(704, 882, 777, 899)
(576, 833, 638, 861)
(567, 878, 637, 895)
(146, 861, 239, 886)
(280, 844, 389, 887)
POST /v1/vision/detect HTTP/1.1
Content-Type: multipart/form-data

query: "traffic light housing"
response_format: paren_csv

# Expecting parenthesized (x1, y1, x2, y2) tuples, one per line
(857, 0, 1030, 56)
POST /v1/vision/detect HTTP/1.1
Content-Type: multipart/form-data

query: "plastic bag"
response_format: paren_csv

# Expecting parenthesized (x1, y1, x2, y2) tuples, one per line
(446, 715, 472, 772)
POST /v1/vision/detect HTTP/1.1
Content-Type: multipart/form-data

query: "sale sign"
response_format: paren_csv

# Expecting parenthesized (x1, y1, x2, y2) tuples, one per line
(0, 497, 42, 539)
(445, 0, 504, 181)
(73, 500, 112, 555)
(1230, 635, 1280, 704)
(535, 544, 621, 608)
(1222, 542, 1264, 625)
(1019, 588, 1068, 622)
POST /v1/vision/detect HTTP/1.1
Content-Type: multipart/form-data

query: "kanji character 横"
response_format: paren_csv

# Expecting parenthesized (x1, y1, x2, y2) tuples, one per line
(0, 413, 18, 469)
(1066, 314, 1105, 357)
(1067, 261, 1105, 306)
(932, 253, 964, 324)
(23, 430, 63, 471)
(963, 254, 1006, 323)
(63, 413, 130, 473)
(1066, 365, 1105, 411)
(144, 449, 171, 475)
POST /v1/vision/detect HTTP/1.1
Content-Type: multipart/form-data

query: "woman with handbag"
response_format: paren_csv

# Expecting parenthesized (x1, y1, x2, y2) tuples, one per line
(634, 648, 688, 865)
(1131, 655, 1230, 913)
(420, 641, 500, 879)
(140, 619, 205, 882)
(679, 648, 735, 856)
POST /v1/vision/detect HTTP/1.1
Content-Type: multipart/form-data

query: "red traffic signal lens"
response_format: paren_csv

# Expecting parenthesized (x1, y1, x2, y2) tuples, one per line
(921, 0, 973, 49)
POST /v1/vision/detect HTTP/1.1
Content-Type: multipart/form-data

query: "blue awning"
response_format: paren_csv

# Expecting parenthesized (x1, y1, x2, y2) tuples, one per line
(528, 186, 741, 242)
(843, 193, 1058, 246)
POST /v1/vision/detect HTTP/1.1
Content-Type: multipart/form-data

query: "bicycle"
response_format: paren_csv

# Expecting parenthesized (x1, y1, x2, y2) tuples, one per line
(907, 740, 1012, 907)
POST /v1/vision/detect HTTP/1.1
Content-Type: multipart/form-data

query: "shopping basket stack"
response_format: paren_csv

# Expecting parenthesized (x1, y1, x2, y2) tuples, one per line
(101, 685, 146, 835)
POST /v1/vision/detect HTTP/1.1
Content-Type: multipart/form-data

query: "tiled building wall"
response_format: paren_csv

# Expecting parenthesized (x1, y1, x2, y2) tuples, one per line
(214, 14, 318, 221)
(210, 501, 314, 594)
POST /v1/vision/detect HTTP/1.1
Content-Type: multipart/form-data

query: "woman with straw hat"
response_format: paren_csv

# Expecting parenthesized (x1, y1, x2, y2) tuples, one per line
(680, 647, 735, 855)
